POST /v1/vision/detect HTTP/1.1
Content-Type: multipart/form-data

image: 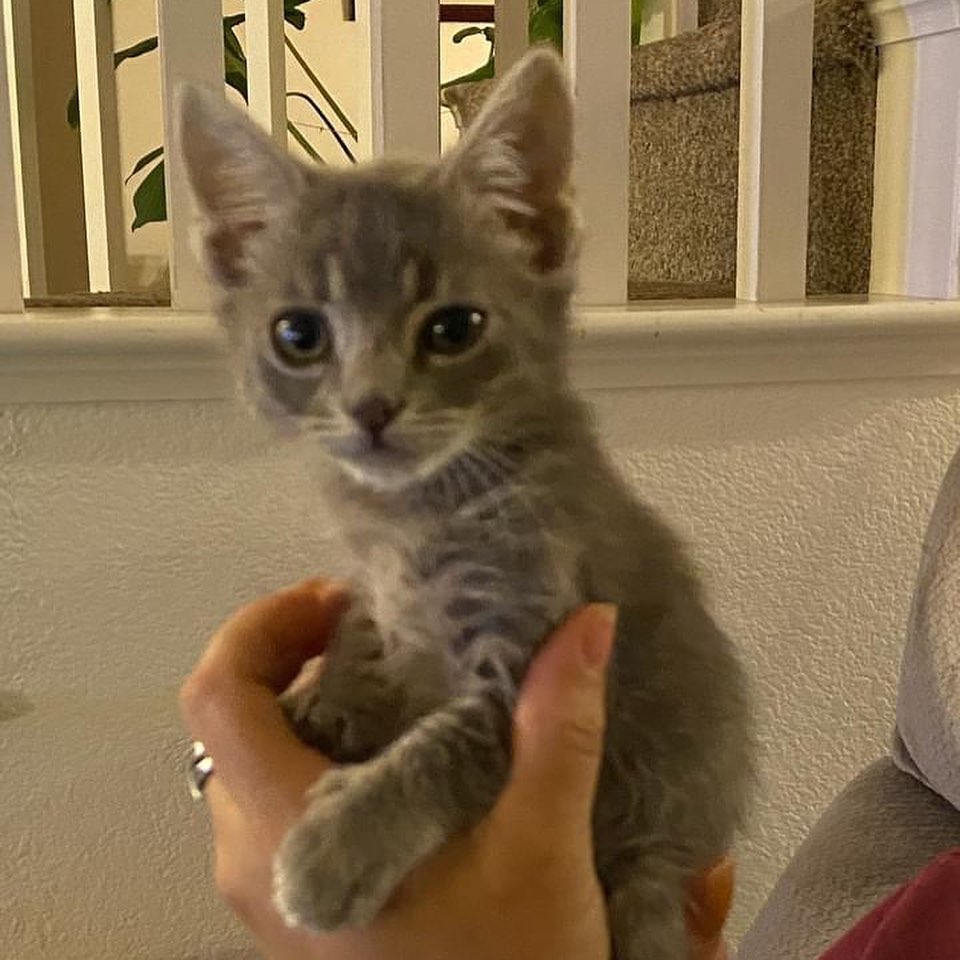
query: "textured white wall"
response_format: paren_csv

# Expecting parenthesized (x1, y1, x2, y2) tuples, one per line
(4, 376, 960, 957)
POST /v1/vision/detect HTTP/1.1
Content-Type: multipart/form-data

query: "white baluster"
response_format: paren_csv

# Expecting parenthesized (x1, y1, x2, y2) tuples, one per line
(157, 0, 223, 311)
(246, 0, 287, 142)
(72, 0, 127, 293)
(3, 0, 44, 297)
(565, 0, 631, 305)
(736, 0, 814, 302)
(496, 0, 528, 74)
(869, 0, 960, 299)
(0, 0, 23, 311)
(356, 0, 440, 159)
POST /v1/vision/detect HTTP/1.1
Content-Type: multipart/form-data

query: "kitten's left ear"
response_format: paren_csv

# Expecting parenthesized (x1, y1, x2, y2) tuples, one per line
(440, 48, 576, 274)
(178, 86, 308, 288)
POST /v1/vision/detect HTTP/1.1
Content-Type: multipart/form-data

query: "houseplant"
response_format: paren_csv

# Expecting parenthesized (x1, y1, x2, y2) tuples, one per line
(442, 0, 643, 90)
(68, 0, 356, 231)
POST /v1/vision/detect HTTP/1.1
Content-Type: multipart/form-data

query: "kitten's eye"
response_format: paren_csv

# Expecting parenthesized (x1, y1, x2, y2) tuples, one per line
(270, 308, 332, 367)
(419, 306, 488, 358)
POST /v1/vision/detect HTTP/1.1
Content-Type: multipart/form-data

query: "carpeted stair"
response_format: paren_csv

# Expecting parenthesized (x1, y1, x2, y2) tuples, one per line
(442, 0, 877, 299)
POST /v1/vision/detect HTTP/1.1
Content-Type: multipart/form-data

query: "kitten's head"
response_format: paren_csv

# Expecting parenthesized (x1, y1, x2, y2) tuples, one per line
(180, 50, 577, 493)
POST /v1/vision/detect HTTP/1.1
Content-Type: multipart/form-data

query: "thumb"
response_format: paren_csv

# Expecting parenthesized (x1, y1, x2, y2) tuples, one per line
(493, 604, 617, 841)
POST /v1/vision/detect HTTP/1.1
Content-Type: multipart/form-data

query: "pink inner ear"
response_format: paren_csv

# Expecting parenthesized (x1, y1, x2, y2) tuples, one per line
(503, 201, 571, 274)
(208, 219, 266, 287)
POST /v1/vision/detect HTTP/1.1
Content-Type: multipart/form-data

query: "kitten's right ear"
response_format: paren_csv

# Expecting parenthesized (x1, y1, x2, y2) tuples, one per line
(440, 49, 575, 275)
(177, 86, 306, 287)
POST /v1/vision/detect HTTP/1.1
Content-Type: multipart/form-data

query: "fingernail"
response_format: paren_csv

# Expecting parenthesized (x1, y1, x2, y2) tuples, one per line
(582, 604, 618, 669)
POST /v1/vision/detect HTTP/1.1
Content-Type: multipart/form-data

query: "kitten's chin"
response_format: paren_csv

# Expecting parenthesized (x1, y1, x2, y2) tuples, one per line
(328, 438, 464, 495)
(336, 455, 418, 493)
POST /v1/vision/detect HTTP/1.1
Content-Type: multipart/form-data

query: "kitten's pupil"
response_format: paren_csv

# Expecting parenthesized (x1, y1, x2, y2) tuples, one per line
(420, 306, 487, 357)
(271, 308, 331, 367)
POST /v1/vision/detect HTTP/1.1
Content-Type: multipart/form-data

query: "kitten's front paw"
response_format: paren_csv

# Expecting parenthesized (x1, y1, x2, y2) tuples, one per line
(280, 665, 401, 763)
(272, 765, 408, 931)
(281, 687, 372, 763)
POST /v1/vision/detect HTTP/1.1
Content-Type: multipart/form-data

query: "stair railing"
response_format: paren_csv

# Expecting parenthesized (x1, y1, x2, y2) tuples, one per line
(1, 0, 959, 312)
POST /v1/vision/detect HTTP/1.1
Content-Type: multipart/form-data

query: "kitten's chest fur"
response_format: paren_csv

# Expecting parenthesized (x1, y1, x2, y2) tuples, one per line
(335, 473, 583, 674)
(296, 424, 750, 894)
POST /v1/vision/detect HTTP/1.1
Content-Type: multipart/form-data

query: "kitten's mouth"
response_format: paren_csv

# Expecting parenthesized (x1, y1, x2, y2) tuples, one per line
(328, 434, 432, 492)
(325, 427, 465, 491)
(329, 432, 421, 469)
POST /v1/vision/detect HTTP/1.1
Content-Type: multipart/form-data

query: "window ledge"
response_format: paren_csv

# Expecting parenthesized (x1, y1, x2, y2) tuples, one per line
(2, 298, 960, 404)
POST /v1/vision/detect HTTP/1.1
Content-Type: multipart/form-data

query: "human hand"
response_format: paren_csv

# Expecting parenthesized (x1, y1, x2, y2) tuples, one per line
(180, 580, 732, 960)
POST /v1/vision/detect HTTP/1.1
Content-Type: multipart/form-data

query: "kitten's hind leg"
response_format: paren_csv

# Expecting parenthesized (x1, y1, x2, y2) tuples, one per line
(606, 856, 693, 960)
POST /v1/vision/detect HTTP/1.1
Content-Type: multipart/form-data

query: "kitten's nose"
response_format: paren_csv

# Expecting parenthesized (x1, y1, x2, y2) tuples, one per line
(349, 394, 402, 441)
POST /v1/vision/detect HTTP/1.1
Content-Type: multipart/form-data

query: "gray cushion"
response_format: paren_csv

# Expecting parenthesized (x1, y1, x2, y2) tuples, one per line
(738, 758, 960, 960)
(894, 443, 960, 812)
(740, 444, 960, 957)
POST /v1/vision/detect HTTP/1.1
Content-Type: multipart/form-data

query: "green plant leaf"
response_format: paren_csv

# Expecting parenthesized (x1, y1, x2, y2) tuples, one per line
(443, 22, 496, 89)
(115, 35, 159, 67)
(452, 25, 494, 45)
(124, 145, 164, 185)
(441, 56, 495, 90)
(632, 0, 644, 44)
(284, 0, 312, 29)
(223, 22, 247, 68)
(68, 2, 321, 129)
(223, 22, 249, 101)
(452, 26, 487, 43)
(285, 35, 356, 140)
(286, 91, 356, 162)
(529, 0, 562, 50)
(131, 159, 166, 231)
(67, 90, 79, 129)
(68, 35, 160, 128)
(287, 120, 323, 162)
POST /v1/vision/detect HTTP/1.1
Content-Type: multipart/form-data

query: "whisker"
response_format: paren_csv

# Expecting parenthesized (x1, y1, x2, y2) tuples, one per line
(401, 427, 458, 439)
(306, 424, 341, 437)
(411, 411, 466, 426)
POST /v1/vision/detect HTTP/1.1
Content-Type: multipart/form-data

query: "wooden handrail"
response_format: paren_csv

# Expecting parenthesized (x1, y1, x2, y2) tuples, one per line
(341, 4, 494, 24)
(440, 4, 495, 23)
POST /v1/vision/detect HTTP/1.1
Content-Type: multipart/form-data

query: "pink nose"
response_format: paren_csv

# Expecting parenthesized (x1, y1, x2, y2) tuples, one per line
(349, 394, 402, 441)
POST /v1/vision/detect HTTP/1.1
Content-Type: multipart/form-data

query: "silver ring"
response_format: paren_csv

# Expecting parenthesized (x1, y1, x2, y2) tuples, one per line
(186, 740, 214, 801)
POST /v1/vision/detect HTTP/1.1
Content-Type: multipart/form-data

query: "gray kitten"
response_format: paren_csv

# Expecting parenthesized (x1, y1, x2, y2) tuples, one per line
(180, 50, 751, 960)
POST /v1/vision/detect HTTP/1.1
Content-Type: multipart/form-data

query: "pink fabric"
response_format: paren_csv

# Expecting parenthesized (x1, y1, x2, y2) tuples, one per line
(818, 848, 960, 960)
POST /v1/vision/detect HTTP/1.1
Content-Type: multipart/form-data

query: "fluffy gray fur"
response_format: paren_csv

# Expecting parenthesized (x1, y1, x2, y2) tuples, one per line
(180, 49, 752, 960)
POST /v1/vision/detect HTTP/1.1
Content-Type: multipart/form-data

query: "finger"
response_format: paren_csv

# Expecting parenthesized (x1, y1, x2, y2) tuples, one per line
(180, 580, 347, 825)
(184, 678, 332, 831)
(194, 578, 350, 693)
(204, 777, 269, 896)
(204, 779, 319, 956)
(205, 776, 243, 852)
(688, 857, 735, 953)
(492, 604, 616, 846)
